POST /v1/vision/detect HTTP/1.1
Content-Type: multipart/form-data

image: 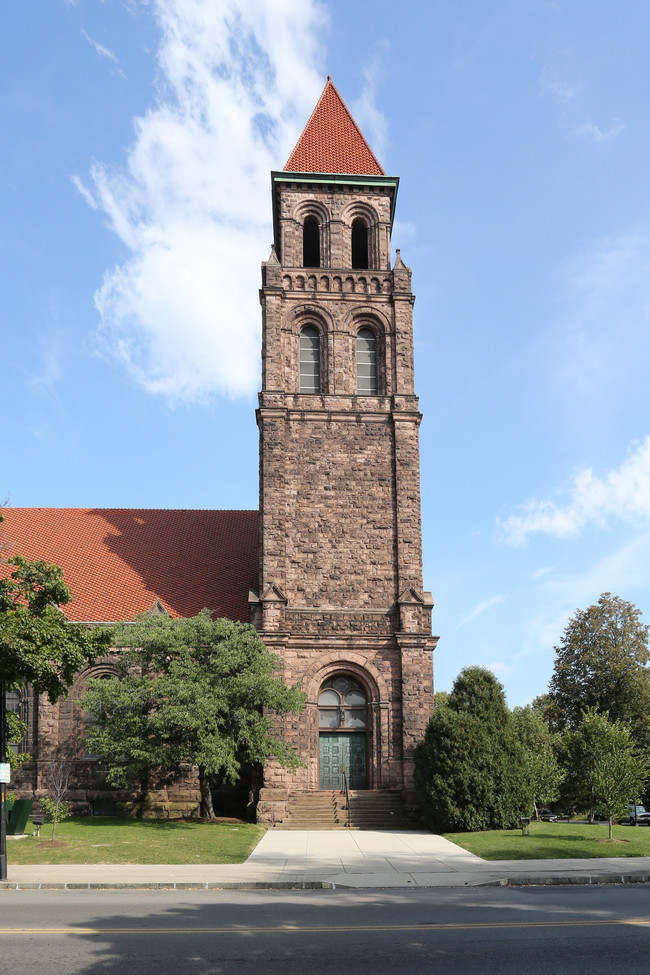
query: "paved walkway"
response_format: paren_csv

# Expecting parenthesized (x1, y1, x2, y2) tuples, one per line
(3, 829, 650, 889)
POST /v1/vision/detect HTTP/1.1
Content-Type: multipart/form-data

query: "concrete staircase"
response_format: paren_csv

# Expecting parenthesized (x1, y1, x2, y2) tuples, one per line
(278, 790, 415, 830)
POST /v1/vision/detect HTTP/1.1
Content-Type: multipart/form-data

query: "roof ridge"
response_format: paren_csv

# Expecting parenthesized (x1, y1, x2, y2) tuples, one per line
(2, 507, 258, 514)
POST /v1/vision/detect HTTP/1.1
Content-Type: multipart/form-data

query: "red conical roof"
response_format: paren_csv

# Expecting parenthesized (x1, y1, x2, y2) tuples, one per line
(284, 77, 385, 176)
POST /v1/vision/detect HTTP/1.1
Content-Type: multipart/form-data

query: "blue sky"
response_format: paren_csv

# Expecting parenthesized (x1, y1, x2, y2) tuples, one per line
(4, 1, 650, 707)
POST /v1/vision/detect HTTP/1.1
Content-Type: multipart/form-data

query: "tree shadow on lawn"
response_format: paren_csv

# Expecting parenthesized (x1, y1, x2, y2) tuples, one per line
(64, 818, 199, 832)
(480, 831, 636, 860)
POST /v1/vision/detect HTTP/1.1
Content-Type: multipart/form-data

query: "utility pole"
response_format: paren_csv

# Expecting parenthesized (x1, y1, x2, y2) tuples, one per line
(1, 679, 7, 880)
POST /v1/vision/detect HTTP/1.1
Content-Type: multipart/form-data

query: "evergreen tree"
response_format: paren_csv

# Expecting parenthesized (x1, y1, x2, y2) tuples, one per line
(414, 667, 530, 832)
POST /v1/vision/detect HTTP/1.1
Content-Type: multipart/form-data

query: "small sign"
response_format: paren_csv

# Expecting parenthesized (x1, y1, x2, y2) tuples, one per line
(0, 763, 10, 784)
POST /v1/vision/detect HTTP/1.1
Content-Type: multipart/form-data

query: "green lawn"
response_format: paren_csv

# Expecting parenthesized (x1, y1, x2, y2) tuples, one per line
(6, 817, 266, 865)
(445, 820, 650, 860)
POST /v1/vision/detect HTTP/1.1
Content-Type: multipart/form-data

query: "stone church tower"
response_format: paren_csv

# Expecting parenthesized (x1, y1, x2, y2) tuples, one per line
(251, 79, 437, 821)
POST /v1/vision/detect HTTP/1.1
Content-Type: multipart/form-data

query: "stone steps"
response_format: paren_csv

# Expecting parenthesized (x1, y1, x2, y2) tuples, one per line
(277, 790, 415, 830)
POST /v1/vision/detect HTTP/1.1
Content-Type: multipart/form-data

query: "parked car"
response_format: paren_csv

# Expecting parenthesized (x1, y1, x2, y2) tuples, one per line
(621, 804, 650, 826)
(538, 808, 558, 822)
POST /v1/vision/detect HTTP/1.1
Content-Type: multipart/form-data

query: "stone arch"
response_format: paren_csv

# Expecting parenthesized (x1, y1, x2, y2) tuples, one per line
(302, 654, 387, 707)
(69, 659, 118, 701)
(303, 657, 389, 791)
(61, 660, 118, 762)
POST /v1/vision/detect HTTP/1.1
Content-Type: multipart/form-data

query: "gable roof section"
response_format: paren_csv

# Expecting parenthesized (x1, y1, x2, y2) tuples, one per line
(284, 77, 385, 176)
(0, 508, 258, 624)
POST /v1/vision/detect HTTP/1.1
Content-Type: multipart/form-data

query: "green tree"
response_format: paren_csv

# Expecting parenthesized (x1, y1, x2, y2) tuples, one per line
(41, 760, 73, 841)
(82, 611, 306, 818)
(0, 555, 112, 702)
(5, 710, 29, 770)
(561, 708, 648, 839)
(512, 705, 564, 818)
(414, 667, 530, 832)
(548, 594, 650, 745)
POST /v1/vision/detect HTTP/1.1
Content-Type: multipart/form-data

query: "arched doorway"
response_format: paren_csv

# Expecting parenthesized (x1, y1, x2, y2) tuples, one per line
(318, 675, 367, 789)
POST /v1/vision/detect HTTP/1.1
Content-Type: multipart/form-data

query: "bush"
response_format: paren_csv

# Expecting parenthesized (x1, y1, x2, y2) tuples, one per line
(414, 667, 530, 832)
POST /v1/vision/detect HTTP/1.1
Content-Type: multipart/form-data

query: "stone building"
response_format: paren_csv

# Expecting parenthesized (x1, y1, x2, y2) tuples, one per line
(2, 79, 437, 822)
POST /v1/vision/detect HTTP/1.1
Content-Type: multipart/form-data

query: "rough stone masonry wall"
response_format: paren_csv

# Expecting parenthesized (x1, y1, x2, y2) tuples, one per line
(262, 413, 396, 609)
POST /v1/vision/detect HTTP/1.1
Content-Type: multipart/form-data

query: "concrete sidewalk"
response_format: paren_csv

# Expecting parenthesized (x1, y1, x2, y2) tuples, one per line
(3, 829, 650, 889)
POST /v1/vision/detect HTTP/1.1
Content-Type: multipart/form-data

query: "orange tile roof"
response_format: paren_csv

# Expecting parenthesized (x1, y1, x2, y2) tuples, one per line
(0, 508, 258, 623)
(284, 77, 385, 176)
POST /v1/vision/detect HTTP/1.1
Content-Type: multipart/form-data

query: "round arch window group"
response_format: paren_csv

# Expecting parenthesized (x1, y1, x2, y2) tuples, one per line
(301, 213, 372, 271)
(299, 325, 378, 395)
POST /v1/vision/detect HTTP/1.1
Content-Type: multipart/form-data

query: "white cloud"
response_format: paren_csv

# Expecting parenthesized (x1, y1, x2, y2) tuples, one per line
(571, 119, 626, 143)
(532, 566, 553, 580)
(27, 332, 64, 397)
(518, 530, 650, 665)
(457, 593, 504, 628)
(81, 29, 126, 79)
(79, 0, 328, 403)
(539, 67, 579, 104)
(486, 661, 513, 677)
(500, 436, 650, 546)
(71, 174, 98, 210)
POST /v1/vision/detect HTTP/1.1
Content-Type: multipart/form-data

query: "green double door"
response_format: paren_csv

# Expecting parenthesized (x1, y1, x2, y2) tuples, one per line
(319, 733, 367, 790)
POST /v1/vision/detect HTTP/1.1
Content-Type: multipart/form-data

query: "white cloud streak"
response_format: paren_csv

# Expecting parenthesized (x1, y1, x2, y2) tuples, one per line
(78, 0, 328, 403)
(82, 30, 119, 65)
(501, 437, 650, 546)
(81, 29, 126, 79)
(539, 67, 579, 104)
(457, 593, 504, 628)
(517, 530, 650, 668)
(571, 119, 626, 143)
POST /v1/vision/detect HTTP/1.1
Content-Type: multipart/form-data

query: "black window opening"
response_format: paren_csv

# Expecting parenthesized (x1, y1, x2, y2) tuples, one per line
(303, 216, 320, 268)
(356, 327, 377, 395)
(299, 326, 321, 393)
(318, 675, 367, 730)
(351, 219, 369, 269)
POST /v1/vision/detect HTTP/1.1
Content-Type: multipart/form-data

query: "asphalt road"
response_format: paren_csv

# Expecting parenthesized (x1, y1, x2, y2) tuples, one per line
(2, 886, 650, 974)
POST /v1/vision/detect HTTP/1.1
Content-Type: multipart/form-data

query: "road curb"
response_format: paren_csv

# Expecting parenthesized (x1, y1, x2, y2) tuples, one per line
(0, 880, 332, 891)
(3, 874, 650, 891)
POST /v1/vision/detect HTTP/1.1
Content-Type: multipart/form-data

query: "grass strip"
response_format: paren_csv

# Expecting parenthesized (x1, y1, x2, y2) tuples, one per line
(444, 820, 650, 860)
(7, 817, 265, 865)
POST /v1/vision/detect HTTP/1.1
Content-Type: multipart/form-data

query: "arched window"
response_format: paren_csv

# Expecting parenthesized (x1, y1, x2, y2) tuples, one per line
(299, 326, 321, 393)
(6, 688, 24, 755)
(351, 218, 369, 269)
(303, 216, 320, 268)
(83, 673, 113, 760)
(356, 327, 377, 395)
(318, 675, 367, 730)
